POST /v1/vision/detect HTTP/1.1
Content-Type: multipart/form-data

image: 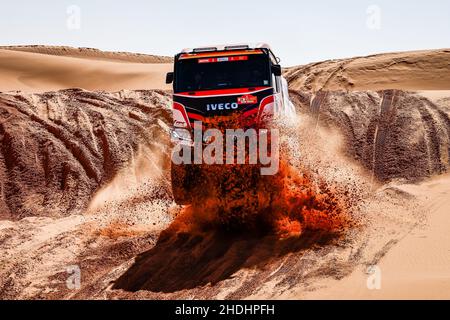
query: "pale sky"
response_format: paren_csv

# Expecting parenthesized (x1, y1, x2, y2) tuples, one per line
(1, 0, 449, 66)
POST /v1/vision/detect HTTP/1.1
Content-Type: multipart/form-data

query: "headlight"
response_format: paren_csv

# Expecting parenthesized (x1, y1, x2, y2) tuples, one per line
(171, 128, 193, 145)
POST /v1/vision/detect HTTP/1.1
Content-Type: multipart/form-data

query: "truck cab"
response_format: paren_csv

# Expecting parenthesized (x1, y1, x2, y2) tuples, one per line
(166, 43, 294, 139)
(166, 43, 295, 206)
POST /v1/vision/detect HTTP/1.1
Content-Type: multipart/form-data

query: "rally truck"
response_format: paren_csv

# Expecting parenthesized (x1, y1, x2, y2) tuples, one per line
(166, 43, 295, 207)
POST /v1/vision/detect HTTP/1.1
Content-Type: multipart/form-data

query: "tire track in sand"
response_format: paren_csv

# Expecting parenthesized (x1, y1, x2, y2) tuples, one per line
(370, 90, 398, 185)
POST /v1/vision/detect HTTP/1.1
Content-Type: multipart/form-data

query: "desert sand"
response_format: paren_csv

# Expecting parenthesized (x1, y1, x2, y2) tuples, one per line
(284, 48, 450, 92)
(0, 45, 173, 63)
(0, 46, 173, 92)
(300, 174, 450, 299)
(0, 46, 449, 299)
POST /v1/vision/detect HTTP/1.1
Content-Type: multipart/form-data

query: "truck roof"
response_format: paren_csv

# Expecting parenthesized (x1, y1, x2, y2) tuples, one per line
(181, 43, 273, 54)
(178, 43, 279, 64)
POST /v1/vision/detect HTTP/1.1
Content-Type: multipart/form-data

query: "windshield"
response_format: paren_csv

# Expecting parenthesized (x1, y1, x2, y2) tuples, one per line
(175, 53, 271, 92)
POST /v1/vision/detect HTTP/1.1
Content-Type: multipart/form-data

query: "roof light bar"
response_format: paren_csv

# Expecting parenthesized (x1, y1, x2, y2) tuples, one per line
(225, 45, 250, 51)
(192, 47, 217, 53)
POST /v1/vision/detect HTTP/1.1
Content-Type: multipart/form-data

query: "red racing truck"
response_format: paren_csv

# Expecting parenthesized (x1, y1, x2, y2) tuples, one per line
(166, 43, 295, 207)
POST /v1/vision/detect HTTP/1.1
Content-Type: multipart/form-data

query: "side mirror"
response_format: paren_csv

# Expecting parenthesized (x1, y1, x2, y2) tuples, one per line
(271, 65, 282, 76)
(166, 72, 174, 84)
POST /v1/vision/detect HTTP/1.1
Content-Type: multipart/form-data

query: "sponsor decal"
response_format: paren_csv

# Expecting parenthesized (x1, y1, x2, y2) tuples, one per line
(174, 120, 187, 127)
(229, 55, 248, 61)
(206, 103, 239, 111)
(198, 58, 214, 63)
(237, 94, 258, 105)
(198, 55, 248, 64)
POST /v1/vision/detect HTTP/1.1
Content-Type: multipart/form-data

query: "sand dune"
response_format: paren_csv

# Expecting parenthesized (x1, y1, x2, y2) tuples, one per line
(1, 87, 449, 299)
(289, 89, 450, 182)
(2, 46, 449, 94)
(0, 89, 171, 220)
(0, 45, 173, 63)
(0, 47, 173, 93)
(300, 174, 450, 300)
(1, 47, 450, 299)
(285, 49, 450, 92)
